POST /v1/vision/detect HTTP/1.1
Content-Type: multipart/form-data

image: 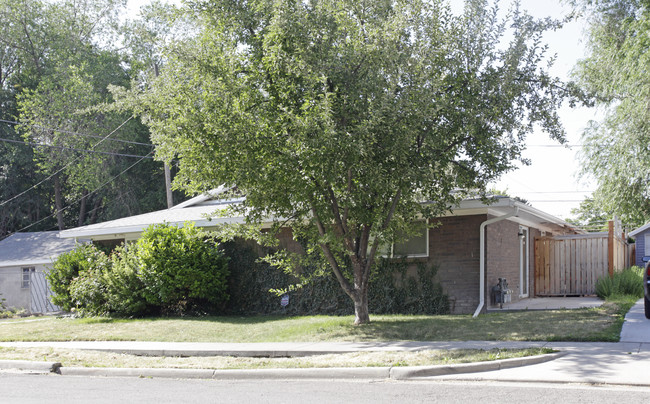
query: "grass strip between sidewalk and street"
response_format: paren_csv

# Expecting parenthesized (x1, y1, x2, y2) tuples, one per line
(0, 299, 633, 343)
(0, 346, 554, 370)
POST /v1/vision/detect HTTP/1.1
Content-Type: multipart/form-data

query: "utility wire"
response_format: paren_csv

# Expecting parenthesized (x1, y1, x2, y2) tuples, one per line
(0, 118, 154, 147)
(0, 116, 134, 208)
(11, 150, 154, 235)
(0, 136, 155, 159)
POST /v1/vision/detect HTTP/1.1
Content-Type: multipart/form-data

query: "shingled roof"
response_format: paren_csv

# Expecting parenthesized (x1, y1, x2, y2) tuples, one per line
(0, 231, 78, 267)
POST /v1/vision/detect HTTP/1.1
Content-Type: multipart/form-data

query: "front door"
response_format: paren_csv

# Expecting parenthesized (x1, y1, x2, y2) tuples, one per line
(519, 226, 529, 297)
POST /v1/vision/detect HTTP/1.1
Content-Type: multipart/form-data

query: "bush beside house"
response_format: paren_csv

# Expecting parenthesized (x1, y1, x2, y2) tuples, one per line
(49, 225, 448, 318)
(223, 240, 449, 316)
(48, 223, 229, 317)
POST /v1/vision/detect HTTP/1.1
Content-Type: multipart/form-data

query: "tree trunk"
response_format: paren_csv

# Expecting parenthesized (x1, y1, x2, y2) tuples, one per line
(353, 289, 370, 325)
(53, 175, 65, 230)
(89, 197, 102, 224)
(78, 189, 88, 226)
(164, 162, 173, 208)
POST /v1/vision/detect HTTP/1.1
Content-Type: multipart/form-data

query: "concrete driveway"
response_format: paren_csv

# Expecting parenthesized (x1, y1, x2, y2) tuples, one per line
(620, 299, 650, 343)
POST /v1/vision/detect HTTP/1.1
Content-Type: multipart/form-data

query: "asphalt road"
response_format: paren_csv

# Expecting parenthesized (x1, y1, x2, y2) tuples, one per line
(2, 374, 650, 404)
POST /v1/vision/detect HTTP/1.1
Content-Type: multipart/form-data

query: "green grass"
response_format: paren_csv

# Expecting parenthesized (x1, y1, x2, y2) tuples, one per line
(0, 300, 630, 343)
(0, 346, 555, 369)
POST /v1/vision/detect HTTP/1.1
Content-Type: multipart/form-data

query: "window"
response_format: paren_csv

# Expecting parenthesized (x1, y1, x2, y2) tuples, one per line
(645, 235, 650, 257)
(21, 267, 34, 289)
(381, 224, 429, 258)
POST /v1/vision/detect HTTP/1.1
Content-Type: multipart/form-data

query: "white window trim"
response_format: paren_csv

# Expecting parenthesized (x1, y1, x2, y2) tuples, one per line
(21, 267, 34, 289)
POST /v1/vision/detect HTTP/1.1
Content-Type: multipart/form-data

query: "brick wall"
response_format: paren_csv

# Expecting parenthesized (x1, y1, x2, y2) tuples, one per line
(427, 214, 485, 314)
(486, 219, 520, 305)
(269, 215, 545, 315)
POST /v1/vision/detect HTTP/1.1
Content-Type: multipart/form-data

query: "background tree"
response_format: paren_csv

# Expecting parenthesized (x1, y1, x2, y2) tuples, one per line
(0, 0, 52, 237)
(565, 197, 611, 232)
(127, 0, 580, 324)
(0, 0, 169, 236)
(572, 0, 650, 228)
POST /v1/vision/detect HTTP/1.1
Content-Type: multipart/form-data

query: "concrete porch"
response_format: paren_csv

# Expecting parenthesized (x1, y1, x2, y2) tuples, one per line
(487, 296, 604, 312)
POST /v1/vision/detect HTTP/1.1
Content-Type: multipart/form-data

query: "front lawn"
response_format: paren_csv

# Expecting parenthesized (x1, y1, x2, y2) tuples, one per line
(0, 300, 631, 343)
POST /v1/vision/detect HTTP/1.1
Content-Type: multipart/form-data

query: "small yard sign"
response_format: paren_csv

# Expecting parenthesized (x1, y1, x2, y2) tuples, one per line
(281, 294, 289, 307)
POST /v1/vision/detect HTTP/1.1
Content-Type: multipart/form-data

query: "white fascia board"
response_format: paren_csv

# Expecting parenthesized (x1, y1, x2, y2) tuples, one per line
(60, 216, 249, 239)
(0, 259, 52, 267)
(629, 222, 650, 237)
(512, 201, 584, 234)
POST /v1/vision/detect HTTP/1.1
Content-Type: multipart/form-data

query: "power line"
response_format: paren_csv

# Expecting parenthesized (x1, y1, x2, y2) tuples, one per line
(528, 200, 588, 203)
(0, 136, 155, 159)
(527, 144, 584, 147)
(0, 116, 134, 208)
(515, 190, 595, 194)
(12, 150, 154, 234)
(0, 118, 154, 147)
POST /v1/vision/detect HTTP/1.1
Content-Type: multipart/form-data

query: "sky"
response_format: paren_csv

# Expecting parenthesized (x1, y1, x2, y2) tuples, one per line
(125, 0, 597, 220)
(484, 0, 598, 220)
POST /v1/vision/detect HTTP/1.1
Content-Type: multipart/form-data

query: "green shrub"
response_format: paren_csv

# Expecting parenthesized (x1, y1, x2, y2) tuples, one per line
(595, 275, 613, 299)
(136, 223, 230, 315)
(69, 266, 109, 316)
(47, 244, 108, 311)
(48, 224, 230, 317)
(595, 267, 644, 299)
(102, 245, 151, 317)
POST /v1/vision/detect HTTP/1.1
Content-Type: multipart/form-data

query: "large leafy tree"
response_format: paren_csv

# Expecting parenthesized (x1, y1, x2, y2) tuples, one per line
(132, 0, 578, 324)
(573, 0, 650, 227)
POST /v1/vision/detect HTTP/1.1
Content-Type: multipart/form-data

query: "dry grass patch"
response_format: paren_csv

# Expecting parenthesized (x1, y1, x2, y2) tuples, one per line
(0, 346, 553, 369)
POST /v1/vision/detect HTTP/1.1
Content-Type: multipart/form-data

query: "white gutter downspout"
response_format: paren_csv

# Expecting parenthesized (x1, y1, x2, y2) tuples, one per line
(472, 207, 519, 318)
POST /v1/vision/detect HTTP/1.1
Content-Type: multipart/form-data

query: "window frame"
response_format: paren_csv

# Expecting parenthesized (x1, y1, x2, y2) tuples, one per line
(21, 267, 35, 289)
(382, 224, 430, 259)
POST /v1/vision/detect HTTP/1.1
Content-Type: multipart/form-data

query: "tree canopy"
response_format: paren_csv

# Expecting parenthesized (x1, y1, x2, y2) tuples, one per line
(573, 0, 650, 228)
(0, 0, 171, 237)
(129, 0, 580, 324)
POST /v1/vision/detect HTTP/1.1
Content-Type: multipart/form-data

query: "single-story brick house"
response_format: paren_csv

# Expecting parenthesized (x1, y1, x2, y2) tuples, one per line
(0, 231, 77, 313)
(629, 223, 650, 267)
(59, 189, 582, 315)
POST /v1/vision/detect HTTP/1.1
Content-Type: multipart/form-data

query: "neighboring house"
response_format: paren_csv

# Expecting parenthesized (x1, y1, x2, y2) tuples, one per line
(629, 223, 650, 267)
(60, 190, 582, 315)
(0, 231, 78, 313)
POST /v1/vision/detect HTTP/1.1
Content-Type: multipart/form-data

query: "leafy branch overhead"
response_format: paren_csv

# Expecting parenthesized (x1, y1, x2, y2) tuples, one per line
(119, 0, 582, 324)
(572, 0, 650, 226)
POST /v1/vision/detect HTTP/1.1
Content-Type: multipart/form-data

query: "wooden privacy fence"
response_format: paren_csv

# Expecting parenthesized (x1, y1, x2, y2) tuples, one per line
(535, 228, 629, 296)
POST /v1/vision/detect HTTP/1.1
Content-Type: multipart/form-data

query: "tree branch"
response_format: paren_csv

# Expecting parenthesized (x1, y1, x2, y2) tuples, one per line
(310, 206, 355, 299)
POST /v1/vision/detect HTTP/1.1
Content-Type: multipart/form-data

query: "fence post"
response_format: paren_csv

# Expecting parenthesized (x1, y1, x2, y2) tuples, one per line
(607, 220, 614, 277)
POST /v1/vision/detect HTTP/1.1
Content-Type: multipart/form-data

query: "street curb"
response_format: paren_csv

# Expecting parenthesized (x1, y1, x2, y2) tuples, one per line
(0, 360, 61, 373)
(51, 353, 564, 380)
(389, 352, 566, 380)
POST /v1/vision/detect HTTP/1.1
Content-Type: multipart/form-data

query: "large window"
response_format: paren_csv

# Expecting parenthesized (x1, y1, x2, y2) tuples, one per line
(383, 224, 429, 258)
